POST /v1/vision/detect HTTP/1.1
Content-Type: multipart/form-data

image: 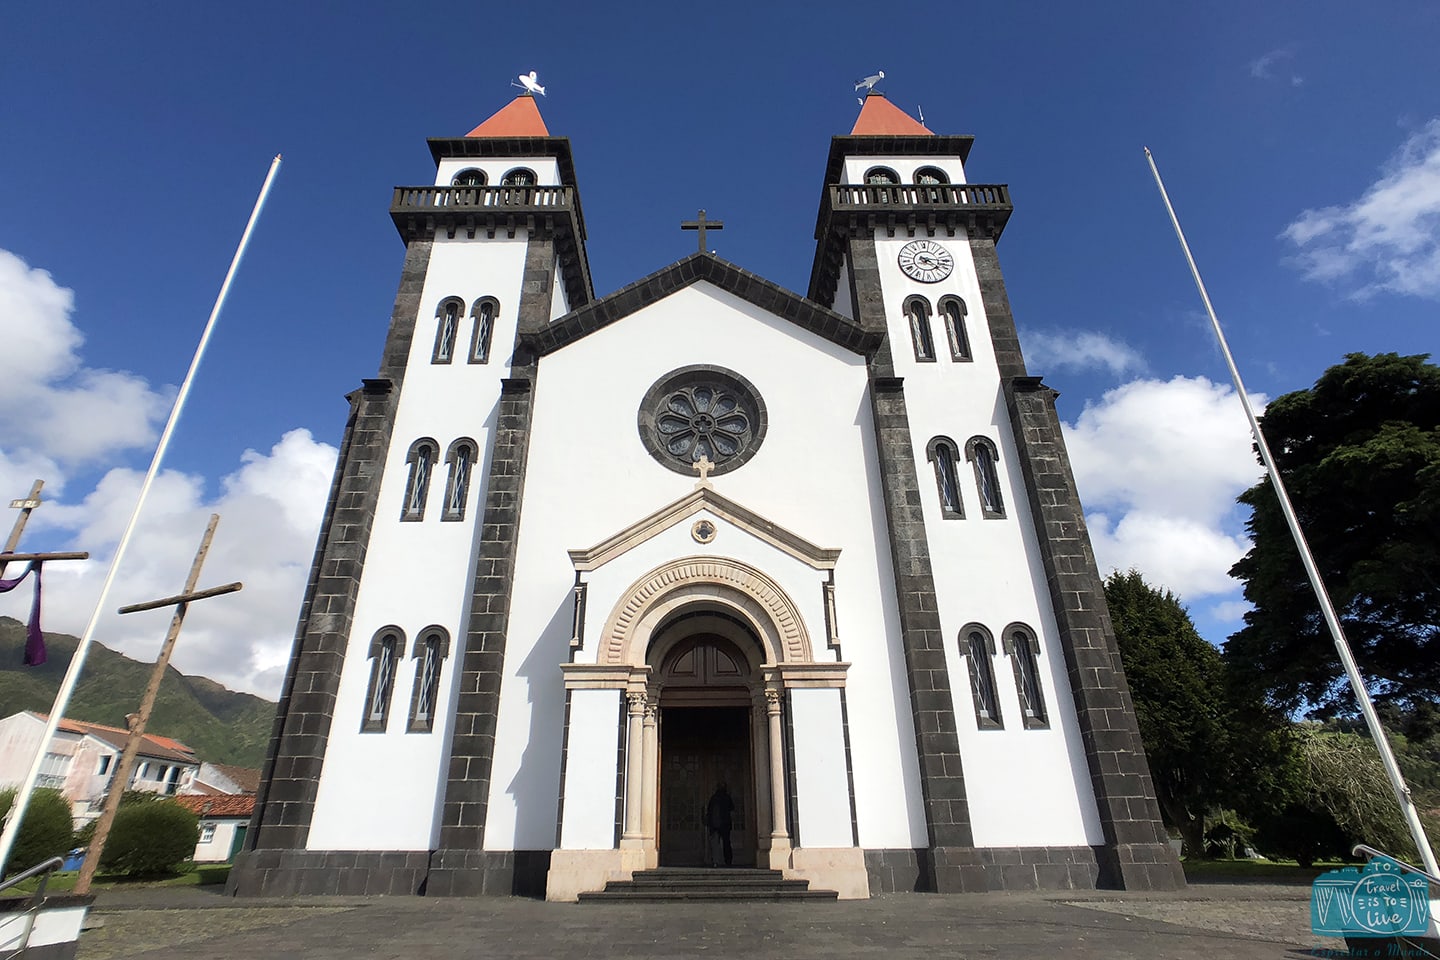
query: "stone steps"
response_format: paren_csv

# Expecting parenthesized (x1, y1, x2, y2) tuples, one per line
(578, 867, 839, 902)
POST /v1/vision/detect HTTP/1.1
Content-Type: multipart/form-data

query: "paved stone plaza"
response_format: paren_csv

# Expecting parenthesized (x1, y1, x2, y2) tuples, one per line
(75, 882, 1343, 959)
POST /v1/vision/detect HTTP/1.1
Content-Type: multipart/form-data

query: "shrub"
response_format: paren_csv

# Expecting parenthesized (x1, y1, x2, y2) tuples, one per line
(99, 799, 199, 877)
(0, 787, 76, 878)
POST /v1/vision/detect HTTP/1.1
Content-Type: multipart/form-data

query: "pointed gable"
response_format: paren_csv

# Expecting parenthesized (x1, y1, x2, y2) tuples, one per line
(850, 94, 933, 136)
(522, 253, 882, 358)
(465, 95, 550, 138)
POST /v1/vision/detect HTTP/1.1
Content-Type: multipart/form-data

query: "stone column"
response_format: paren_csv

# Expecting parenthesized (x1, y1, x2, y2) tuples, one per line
(621, 692, 647, 845)
(640, 703, 658, 868)
(751, 695, 772, 853)
(765, 690, 790, 851)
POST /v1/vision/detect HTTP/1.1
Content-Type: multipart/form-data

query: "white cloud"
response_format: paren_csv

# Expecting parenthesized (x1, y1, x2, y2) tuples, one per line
(0, 248, 336, 698)
(1063, 375, 1265, 601)
(1249, 46, 1303, 86)
(1281, 119, 1440, 300)
(1021, 329, 1146, 377)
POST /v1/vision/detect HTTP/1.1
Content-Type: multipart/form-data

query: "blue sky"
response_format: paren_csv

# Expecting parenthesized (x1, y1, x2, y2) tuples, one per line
(2, 2, 1437, 696)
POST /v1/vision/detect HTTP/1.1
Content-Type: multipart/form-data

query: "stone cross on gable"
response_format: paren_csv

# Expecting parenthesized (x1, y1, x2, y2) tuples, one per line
(681, 209, 724, 253)
(692, 454, 715, 485)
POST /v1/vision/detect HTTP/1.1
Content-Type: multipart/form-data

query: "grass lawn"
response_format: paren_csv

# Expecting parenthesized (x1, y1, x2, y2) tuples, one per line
(4, 864, 231, 895)
(1183, 858, 1353, 884)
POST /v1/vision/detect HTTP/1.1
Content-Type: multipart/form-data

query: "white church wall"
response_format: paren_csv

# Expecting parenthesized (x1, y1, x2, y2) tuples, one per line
(870, 232, 1105, 847)
(788, 687, 854, 848)
(550, 262, 569, 319)
(307, 233, 531, 852)
(841, 156, 968, 186)
(434, 157, 562, 188)
(557, 688, 620, 849)
(484, 280, 928, 853)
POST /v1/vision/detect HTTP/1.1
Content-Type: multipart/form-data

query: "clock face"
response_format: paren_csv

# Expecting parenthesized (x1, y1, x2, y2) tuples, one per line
(897, 239, 954, 283)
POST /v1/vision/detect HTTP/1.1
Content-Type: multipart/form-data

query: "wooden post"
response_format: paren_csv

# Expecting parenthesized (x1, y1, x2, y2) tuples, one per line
(74, 514, 243, 894)
(1, 480, 45, 577)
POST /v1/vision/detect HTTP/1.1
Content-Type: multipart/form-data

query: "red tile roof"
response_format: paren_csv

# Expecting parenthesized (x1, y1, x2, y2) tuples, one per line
(465, 95, 550, 137)
(31, 712, 198, 763)
(174, 794, 255, 819)
(850, 94, 933, 136)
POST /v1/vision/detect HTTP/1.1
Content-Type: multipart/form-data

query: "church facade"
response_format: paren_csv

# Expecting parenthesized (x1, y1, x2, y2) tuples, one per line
(229, 93, 1183, 900)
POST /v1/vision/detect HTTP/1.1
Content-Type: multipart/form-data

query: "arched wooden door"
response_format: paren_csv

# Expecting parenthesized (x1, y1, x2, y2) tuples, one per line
(656, 636, 756, 867)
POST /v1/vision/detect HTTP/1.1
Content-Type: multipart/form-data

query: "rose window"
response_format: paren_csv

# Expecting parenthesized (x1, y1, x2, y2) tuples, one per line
(638, 366, 766, 477)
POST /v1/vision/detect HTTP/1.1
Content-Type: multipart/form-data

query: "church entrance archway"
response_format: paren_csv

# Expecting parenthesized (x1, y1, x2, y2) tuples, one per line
(655, 634, 757, 867)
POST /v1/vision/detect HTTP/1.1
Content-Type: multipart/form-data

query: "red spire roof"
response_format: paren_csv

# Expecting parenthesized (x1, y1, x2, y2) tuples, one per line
(465, 95, 550, 137)
(850, 93, 933, 136)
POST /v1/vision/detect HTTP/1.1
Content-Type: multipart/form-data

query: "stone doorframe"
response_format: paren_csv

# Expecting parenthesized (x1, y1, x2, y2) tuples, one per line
(552, 557, 858, 898)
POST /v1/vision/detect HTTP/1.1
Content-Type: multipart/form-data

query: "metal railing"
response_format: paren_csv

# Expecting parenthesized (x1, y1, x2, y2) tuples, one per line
(0, 855, 65, 960)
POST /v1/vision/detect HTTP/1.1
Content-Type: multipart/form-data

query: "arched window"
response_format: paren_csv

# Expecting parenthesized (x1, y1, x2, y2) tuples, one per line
(501, 167, 537, 186)
(362, 627, 404, 732)
(939, 296, 971, 362)
(1004, 624, 1048, 728)
(961, 625, 1003, 729)
(408, 626, 451, 733)
(904, 295, 936, 362)
(863, 166, 899, 204)
(915, 166, 950, 203)
(966, 436, 1005, 518)
(469, 297, 498, 364)
(432, 297, 464, 364)
(926, 436, 963, 519)
(442, 438, 477, 522)
(451, 168, 486, 187)
(401, 438, 439, 521)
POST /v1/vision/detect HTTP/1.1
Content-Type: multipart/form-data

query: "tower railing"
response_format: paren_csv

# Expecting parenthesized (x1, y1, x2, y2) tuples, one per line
(391, 184, 573, 211)
(829, 182, 1011, 208)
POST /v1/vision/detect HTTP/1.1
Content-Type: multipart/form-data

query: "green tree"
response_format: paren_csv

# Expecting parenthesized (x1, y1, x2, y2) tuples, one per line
(1227, 353, 1440, 713)
(1105, 570, 1294, 857)
(99, 798, 199, 877)
(0, 788, 75, 878)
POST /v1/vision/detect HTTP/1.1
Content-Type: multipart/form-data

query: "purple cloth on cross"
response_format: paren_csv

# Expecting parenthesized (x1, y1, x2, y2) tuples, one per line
(0, 561, 46, 666)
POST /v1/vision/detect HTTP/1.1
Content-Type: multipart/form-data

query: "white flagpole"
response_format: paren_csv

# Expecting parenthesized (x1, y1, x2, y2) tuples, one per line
(0, 155, 283, 879)
(1144, 146, 1438, 877)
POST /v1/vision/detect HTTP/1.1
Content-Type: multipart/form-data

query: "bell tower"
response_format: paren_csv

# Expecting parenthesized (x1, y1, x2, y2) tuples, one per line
(809, 92, 1183, 892)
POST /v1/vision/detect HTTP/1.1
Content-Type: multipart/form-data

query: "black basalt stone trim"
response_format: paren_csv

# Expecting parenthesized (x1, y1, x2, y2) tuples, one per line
(849, 234, 975, 885)
(968, 237, 1028, 381)
(248, 239, 429, 852)
(863, 847, 1101, 893)
(1003, 377, 1184, 892)
(521, 253, 880, 358)
(228, 850, 433, 897)
(426, 849, 552, 898)
(436, 236, 550, 851)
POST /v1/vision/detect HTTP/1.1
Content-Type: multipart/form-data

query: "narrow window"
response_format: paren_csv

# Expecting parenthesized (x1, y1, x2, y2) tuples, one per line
(363, 628, 403, 732)
(939, 296, 971, 362)
(442, 439, 477, 521)
(408, 627, 451, 733)
(97, 755, 111, 775)
(904, 296, 936, 362)
(962, 626, 1003, 729)
(401, 439, 439, 521)
(926, 437, 963, 519)
(451, 168, 486, 187)
(432, 298, 463, 364)
(967, 437, 1005, 518)
(469, 298, 498, 364)
(1005, 625, 1048, 728)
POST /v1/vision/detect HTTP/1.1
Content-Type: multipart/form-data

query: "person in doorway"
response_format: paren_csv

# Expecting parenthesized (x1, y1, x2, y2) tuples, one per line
(705, 781, 735, 867)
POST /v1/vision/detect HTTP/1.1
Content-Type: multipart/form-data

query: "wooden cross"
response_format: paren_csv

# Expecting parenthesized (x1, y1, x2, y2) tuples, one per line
(1, 479, 89, 577)
(681, 209, 724, 253)
(75, 513, 243, 894)
(693, 455, 716, 485)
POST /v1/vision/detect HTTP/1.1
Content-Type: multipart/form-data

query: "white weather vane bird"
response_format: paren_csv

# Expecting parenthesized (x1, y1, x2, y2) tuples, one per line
(854, 70, 884, 93)
(513, 70, 546, 96)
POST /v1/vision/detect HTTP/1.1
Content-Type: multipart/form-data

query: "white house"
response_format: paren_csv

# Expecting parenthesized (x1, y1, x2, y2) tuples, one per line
(0, 712, 200, 823)
(231, 92, 1182, 901)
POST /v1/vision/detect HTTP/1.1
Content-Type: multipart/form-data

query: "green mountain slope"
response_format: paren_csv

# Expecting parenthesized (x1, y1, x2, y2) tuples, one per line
(0, 617, 277, 767)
